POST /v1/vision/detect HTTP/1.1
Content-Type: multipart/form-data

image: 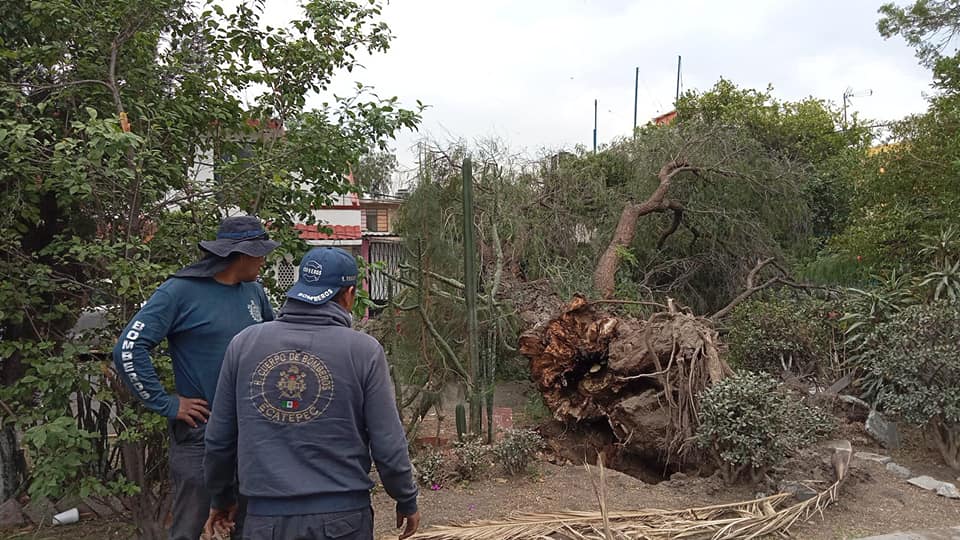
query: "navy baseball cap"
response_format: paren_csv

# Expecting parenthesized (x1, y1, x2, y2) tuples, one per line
(286, 247, 358, 305)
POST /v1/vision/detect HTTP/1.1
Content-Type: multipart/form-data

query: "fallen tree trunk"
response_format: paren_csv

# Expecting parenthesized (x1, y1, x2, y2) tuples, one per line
(519, 295, 731, 464)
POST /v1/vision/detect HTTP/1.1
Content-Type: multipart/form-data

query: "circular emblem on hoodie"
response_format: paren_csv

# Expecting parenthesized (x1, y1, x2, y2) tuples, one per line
(250, 350, 334, 424)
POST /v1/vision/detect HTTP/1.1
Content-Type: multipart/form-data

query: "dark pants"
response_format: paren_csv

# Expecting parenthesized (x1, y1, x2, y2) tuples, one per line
(168, 421, 246, 540)
(243, 507, 374, 540)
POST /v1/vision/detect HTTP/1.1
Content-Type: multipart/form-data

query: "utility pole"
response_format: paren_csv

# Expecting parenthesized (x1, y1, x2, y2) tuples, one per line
(675, 55, 682, 106)
(593, 98, 598, 153)
(461, 158, 481, 436)
(633, 67, 639, 137)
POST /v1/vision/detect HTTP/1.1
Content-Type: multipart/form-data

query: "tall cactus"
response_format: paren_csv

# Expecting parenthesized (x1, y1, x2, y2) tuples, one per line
(455, 403, 467, 442)
(482, 327, 497, 443)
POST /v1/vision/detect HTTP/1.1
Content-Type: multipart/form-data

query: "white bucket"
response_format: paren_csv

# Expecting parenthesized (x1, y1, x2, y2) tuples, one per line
(52, 507, 79, 526)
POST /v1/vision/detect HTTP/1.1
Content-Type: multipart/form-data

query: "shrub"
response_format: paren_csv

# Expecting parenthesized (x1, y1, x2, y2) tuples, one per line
(493, 428, 543, 475)
(840, 269, 917, 403)
(695, 372, 834, 483)
(523, 393, 552, 424)
(412, 447, 448, 488)
(859, 302, 960, 470)
(452, 437, 490, 481)
(727, 295, 838, 378)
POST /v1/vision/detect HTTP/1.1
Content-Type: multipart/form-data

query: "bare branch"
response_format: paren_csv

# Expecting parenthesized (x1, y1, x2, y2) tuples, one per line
(710, 258, 839, 320)
(656, 201, 685, 250)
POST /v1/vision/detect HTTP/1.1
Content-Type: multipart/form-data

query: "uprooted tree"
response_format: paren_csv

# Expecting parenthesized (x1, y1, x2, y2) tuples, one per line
(518, 101, 853, 467)
(520, 295, 731, 466)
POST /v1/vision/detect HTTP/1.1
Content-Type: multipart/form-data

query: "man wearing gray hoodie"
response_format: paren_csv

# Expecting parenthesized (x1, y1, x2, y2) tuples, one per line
(203, 247, 420, 540)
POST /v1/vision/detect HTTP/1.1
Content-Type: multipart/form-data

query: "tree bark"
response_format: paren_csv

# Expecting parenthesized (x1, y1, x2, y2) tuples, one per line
(593, 160, 694, 298)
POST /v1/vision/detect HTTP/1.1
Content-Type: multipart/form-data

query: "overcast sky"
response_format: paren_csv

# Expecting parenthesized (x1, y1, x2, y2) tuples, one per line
(258, 0, 933, 181)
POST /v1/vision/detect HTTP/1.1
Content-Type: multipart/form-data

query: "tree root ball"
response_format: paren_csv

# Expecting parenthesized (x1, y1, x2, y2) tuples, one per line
(519, 295, 732, 464)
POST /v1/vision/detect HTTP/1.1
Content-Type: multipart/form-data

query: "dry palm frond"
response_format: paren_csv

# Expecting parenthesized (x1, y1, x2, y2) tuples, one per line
(585, 454, 613, 540)
(410, 444, 851, 540)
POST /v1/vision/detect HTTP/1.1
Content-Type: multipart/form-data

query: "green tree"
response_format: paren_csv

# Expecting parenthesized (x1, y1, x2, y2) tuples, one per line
(0, 0, 419, 536)
(827, 1, 960, 274)
(677, 79, 869, 243)
(354, 150, 398, 195)
(878, 0, 960, 91)
(860, 303, 960, 470)
(589, 117, 813, 308)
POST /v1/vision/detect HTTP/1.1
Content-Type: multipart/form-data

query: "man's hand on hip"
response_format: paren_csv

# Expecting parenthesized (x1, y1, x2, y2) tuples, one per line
(397, 510, 420, 539)
(174, 395, 210, 427)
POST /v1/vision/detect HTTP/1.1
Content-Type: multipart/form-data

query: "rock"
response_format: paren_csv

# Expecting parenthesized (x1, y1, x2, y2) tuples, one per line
(826, 374, 853, 395)
(936, 482, 960, 499)
(669, 472, 687, 481)
(839, 394, 870, 409)
(54, 495, 83, 513)
(855, 451, 892, 464)
(22, 498, 56, 525)
(836, 394, 870, 422)
(80, 497, 118, 518)
(866, 410, 901, 450)
(885, 462, 912, 479)
(779, 481, 818, 502)
(907, 475, 960, 499)
(823, 439, 852, 453)
(0, 499, 26, 528)
(907, 475, 942, 491)
(855, 527, 960, 540)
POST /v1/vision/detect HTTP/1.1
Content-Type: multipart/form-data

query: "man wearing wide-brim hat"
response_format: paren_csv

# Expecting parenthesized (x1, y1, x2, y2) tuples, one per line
(113, 215, 279, 540)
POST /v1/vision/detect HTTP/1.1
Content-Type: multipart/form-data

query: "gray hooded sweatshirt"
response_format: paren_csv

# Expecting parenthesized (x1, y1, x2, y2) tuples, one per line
(204, 299, 418, 516)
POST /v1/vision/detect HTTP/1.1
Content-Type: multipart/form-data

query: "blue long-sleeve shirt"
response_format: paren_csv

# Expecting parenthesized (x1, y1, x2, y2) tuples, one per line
(204, 299, 418, 516)
(113, 277, 274, 417)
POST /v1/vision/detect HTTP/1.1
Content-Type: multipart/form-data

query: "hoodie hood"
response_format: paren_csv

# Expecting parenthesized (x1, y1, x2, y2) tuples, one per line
(277, 298, 352, 328)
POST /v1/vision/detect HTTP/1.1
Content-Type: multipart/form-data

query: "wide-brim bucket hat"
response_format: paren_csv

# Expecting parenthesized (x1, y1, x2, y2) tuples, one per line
(199, 215, 280, 258)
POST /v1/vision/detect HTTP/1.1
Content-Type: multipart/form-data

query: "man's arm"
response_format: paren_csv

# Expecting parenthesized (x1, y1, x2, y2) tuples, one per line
(112, 288, 182, 418)
(257, 284, 275, 322)
(363, 344, 419, 519)
(204, 337, 241, 511)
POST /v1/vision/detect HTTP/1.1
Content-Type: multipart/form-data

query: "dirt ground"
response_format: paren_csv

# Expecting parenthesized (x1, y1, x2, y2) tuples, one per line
(371, 382, 960, 539)
(368, 453, 959, 539)
(3, 381, 959, 540)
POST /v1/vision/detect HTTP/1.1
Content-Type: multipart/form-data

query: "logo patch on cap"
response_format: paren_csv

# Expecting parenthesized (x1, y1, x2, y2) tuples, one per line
(301, 260, 323, 283)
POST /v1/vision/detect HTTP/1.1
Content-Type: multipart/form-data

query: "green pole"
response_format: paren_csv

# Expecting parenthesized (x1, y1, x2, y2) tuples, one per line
(462, 158, 482, 436)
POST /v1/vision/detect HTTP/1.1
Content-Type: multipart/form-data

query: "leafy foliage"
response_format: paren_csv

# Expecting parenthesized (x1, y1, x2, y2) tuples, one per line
(832, 0, 960, 275)
(677, 79, 869, 244)
(452, 437, 490, 482)
(0, 0, 419, 531)
(726, 294, 840, 378)
(523, 393, 552, 425)
(696, 372, 835, 483)
(353, 150, 398, 195)
(493, 428, 543, 476)
(858, 302, 960, 469)
(412, 447, 449, 488)
(878, 0, 960, 89)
